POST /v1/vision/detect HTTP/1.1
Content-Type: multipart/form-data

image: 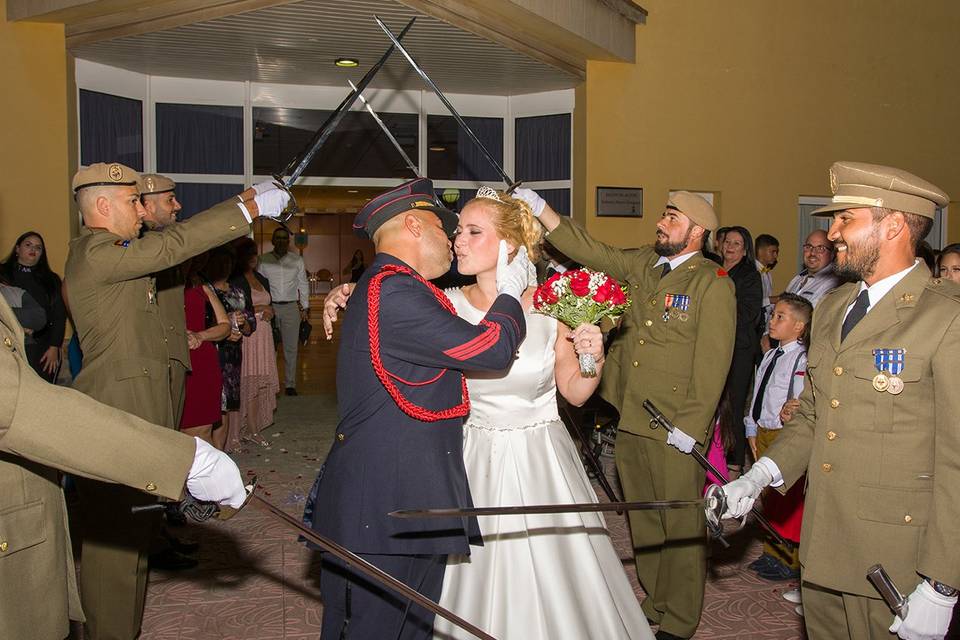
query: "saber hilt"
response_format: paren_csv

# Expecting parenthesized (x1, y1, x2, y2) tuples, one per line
(131, 477, 258, 522)
(867, 564, 909, 619)
(642, 399, 795, 550)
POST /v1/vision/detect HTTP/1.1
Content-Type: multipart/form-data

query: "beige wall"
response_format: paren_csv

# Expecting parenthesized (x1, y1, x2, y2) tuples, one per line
(0, 0, 74, 275)
(576, 0, 960, 290)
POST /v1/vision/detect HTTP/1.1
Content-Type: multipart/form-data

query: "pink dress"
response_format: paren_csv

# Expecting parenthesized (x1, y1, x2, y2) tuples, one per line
(239, 286, 279, 438)
(703, 418, 729, 492)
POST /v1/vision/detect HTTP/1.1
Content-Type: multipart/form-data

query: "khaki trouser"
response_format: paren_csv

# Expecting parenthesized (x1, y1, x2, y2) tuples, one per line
(616, 430, 706, 638)
(802, 581, 894, 639)
(756, 426, 800, 569)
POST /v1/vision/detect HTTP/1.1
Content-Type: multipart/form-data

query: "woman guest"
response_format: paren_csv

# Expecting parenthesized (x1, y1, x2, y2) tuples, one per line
(937, 243, 960, 283)
(719, 225, 763, 476)
(205, 247, 255, 452)
(179, 253, 230, 443)
(0, 232, 67, 381)
(342, 249, 367, 283)
(232, 238, 279, 447)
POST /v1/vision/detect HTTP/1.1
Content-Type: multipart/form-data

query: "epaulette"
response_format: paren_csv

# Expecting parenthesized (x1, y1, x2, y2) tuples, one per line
(924, 276, 960, 303)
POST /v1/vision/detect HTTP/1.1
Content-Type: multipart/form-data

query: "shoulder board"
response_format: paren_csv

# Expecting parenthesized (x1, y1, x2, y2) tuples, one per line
(924, 276, 960, 302)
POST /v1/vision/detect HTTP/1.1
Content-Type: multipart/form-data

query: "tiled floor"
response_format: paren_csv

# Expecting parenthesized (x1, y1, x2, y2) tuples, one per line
(125, 394, 807, 640)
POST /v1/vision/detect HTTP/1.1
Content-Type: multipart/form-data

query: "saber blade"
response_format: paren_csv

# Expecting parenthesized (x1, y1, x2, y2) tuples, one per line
(374, 15, 515, 187)
(250, 494, 496, 640)
(348, 79, 420, 178)
(390, 499, 703, 519)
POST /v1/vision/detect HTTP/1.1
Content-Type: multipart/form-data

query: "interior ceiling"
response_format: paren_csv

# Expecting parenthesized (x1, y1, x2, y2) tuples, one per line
(69, 0, 581, 95)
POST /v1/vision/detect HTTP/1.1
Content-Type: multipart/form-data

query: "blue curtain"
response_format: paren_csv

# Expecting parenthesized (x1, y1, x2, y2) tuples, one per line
(79, 89, 143, 170)
(156, 104, 243, 174)
(540, 188, 571, 216)
(175, 183, 242, 220)
(427, 116, 503, 182)
(515, 114, 570, 182)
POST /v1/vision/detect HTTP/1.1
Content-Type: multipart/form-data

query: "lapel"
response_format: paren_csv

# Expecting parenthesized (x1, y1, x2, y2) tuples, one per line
(838, 264, 927, 353)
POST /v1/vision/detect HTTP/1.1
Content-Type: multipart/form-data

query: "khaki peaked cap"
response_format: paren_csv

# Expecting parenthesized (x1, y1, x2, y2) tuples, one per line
(138, 173, 176, 195)
(72, 162, 141, 192)
(666, 191, 719, 231)
(813, 161, 949, 219)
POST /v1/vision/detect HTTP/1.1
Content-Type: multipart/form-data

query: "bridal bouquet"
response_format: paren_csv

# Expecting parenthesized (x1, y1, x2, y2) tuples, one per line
(533, 268, 631, 377)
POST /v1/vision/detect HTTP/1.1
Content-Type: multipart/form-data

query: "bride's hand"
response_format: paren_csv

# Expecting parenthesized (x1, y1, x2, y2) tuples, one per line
(569, 324, 604, 362)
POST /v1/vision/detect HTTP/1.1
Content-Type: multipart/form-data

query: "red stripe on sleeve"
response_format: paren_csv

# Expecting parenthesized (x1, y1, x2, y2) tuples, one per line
(443, 321, 502, 361)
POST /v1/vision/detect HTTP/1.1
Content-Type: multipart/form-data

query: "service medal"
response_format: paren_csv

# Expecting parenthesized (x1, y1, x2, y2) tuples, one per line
(872, 373, 889, 392)
(886, 376, 904, 395)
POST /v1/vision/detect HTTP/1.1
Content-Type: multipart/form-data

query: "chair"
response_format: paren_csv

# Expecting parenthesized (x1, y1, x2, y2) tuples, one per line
(314, 269, 334, 294)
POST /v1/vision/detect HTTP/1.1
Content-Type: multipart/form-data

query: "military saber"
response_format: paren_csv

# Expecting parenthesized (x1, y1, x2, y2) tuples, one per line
(348, 79, 421, 178)
(642, 399, 795, 550)
(390, 499, 702, 519)
(867, 564, 909, 620)
(560, 404, 622, 505)
(374, 15, 520, 192)
(278, 17, 416, 186)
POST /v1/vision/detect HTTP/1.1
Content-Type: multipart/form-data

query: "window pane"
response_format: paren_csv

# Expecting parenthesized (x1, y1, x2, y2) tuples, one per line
(540, 188, 570, 216)
(79, 89, 143, 170)
(515, 114, 570, 182)
(427, 115, 504, 182)
(253, 107, 418, 179)
(175, 183, 242, 221)
(156, 104, 243, 174)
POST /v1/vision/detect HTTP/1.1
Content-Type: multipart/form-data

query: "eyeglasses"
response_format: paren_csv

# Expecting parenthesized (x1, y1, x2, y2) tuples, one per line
(802, 244, 831, 254)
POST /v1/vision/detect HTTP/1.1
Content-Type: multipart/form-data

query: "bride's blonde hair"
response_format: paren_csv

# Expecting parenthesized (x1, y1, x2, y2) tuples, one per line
(468, 187, 543, 262)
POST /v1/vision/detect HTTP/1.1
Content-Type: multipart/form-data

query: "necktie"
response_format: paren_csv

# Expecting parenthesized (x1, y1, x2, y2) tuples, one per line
(841, 289, 871, 342)
(752, 348, 784, 422)
(660, 262, 672, 279)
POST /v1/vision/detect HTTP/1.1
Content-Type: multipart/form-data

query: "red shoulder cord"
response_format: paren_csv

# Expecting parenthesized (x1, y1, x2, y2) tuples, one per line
(367, 264, 470, 422)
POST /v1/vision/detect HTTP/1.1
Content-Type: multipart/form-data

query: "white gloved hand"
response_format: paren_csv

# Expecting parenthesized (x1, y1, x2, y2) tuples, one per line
(721, 461, 773, 518)
(185, 438, 247, 508)
(889, 581, 958, 640)
(527, 259, 538, 288)
(496, 240, 530, 301)
(512, 187, 546, 217)
(252, 179, 283, 196)
(666, 427, 696, 454)
(254, 187, 292, 219)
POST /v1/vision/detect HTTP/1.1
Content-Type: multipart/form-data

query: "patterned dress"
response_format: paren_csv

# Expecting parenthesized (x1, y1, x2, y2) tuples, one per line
(212, 283, 253, 412)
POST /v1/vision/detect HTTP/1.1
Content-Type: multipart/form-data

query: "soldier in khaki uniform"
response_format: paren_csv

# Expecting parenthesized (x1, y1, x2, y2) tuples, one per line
(724, 162, 959, 640)
(138, 173, 190, 425)
(0, 293, 247, 640)
(64, 163, 289, 640)
(525, 188, 736, 639)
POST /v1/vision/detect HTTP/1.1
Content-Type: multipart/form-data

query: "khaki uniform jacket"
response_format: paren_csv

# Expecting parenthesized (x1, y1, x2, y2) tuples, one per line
(65, 200, 249, 426)
(0, 295, 196, 640)
(766, 265, 960, 595)
(547, 218, 736, 441)
(156, 264, 190, 369)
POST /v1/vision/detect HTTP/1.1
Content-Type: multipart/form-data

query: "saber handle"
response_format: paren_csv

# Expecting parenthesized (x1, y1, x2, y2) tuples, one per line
(867, 564, 909, 619)
(375, 15, 514, 186)
(250, 494, 496, 640)
(642, 399, 796, 550)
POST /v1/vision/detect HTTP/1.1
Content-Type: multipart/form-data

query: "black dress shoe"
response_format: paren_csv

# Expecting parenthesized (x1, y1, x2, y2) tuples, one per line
(757, 561, 800, 581)
(161, 529, 200, 555)
(655, 630, 687, 640)
(748, 553, 778, 572)
(285, 387, 298, 396)
(149, 549, 199, 571)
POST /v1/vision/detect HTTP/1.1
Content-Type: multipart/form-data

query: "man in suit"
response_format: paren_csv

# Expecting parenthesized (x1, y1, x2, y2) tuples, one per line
(65, 162, 289, 640)
(0, 292, 246, 640)
(526, 188, 736, 639)
(307, 177, 529, 640)
(723, 162, 959, 640)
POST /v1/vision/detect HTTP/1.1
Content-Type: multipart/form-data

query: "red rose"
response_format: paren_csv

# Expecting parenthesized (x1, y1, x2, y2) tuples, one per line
(592, 286, 610, 303)
(610, 287, 627, 305)
(541, 285, 560, 304)
(545, 272, 561, 287)
(569, 270, 591, 297)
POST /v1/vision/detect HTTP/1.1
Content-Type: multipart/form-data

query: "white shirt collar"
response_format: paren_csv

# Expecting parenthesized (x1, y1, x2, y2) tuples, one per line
(855, 259, 920, 311)
(654, 251, 699, 271)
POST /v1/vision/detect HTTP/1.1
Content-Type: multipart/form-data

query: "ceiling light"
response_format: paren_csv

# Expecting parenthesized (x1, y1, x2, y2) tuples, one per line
(429, 146, 446, 152)
(347, 189, 359, 193)
(335, 58, 359, 67)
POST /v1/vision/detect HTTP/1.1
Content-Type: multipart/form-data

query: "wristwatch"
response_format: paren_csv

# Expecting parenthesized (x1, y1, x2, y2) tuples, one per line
(927, 579, 959, 598)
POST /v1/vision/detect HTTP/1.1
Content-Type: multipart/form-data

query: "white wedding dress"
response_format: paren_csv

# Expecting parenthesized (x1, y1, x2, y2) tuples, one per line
(434, 289, 653, 640)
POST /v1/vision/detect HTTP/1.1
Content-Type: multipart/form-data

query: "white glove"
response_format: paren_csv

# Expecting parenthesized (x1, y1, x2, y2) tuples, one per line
(252, 179, 283, 196)
(512, 187, 546, 217)
(185, 438, 247, 508)
(890, 581, 958, 640)
(666, 427, 696, 454)
(721, 461, 773, 518)
(254, 187, 292, 219)
(526, 259, 538, 287)
(496, 241, 530, 301)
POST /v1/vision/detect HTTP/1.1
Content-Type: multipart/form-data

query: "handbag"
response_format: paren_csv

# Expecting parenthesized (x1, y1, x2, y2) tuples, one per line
(299, 318, 313, 345)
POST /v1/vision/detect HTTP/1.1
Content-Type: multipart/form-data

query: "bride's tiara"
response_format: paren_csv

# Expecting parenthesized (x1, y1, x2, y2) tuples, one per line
(475, 186, 502, 202)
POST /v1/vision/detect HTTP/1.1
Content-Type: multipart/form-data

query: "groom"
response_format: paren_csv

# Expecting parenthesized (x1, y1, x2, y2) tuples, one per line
(308, 178, 529, 639)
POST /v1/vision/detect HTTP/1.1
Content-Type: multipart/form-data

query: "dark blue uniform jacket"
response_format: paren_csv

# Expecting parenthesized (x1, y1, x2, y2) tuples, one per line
(310, 254, 526, 555)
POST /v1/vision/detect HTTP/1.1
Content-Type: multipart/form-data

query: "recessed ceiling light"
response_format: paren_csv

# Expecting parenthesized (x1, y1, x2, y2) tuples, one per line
(347, 189, 359, 193)
(429, 146, 446, 152)
(335, 58, 359, 67)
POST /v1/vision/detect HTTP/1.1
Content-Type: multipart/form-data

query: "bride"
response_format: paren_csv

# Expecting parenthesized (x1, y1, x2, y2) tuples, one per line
(321, 190, 652, 640)
(433, 187, 652, 640)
